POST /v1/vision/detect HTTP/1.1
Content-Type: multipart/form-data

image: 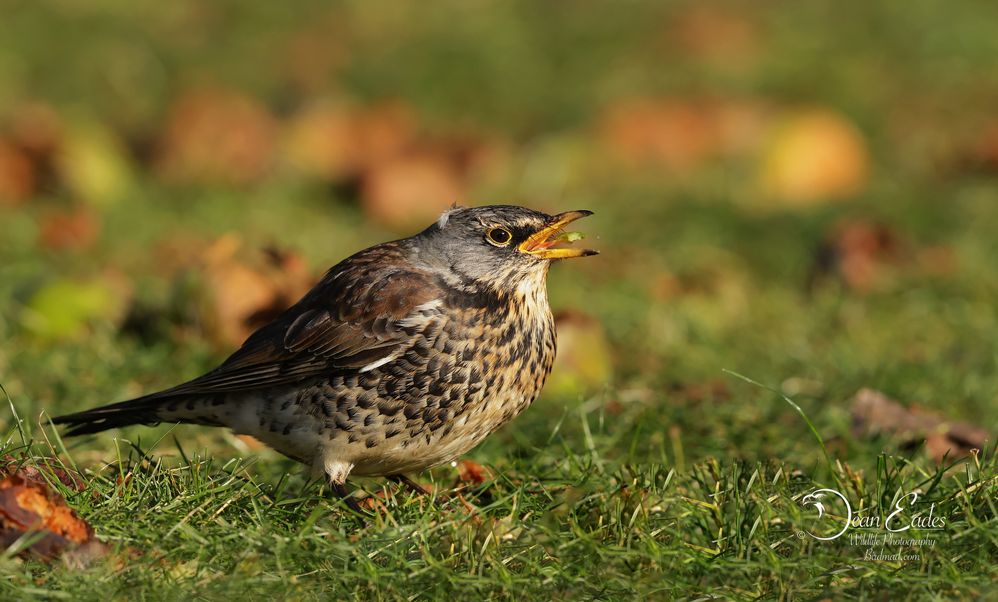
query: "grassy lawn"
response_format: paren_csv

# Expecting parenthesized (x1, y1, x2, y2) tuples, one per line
(2, 1, 997, 599)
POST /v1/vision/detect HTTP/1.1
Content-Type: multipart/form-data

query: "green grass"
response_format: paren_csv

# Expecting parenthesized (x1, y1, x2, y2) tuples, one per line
(1, 412, 995, 600)
(2, 0, 998, 599)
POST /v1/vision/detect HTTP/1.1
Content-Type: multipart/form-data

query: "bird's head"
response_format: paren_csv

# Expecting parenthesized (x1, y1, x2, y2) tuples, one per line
(414, 205, 597, 291)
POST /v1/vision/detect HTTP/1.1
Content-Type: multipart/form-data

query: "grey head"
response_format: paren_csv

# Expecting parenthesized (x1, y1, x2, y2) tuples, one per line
(410, 205, 597, 289)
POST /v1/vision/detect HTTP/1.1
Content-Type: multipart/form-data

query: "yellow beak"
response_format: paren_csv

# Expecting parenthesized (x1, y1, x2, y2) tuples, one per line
(519, 210, 598, 260)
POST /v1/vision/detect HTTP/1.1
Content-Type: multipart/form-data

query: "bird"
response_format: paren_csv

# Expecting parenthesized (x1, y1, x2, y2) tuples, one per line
(52, 205, 597, 512)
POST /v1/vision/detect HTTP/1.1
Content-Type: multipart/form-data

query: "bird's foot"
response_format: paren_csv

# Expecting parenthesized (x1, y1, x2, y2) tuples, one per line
(330, 482, 370, 521)
(388, 474, 431, 495)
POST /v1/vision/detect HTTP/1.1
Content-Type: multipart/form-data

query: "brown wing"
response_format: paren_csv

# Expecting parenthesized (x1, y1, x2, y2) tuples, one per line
(151, 244, 444, 398)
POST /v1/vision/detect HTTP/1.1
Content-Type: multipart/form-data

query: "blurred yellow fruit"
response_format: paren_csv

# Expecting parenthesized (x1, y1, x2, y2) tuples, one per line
(759, 109, 869, 206)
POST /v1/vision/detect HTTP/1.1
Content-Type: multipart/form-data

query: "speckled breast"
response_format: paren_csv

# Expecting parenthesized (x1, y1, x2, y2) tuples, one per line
(314, 278, 557, 476)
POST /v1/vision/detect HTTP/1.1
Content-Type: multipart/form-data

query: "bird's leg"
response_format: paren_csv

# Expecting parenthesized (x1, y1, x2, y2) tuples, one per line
(330, 481, 367, 515)
(323, 459, 367, 516)
(388, 474, 430, 495)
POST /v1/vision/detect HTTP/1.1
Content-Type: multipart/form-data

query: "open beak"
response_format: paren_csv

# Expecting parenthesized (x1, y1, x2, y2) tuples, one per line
(519, 210, 598, 260)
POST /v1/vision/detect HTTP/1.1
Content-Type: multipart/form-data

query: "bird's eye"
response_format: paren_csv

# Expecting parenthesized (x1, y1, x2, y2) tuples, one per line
(485, 227, 513, 247)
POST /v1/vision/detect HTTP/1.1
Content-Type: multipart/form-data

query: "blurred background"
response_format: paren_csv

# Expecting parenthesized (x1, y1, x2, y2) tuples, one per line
(1, 0, 996, 470)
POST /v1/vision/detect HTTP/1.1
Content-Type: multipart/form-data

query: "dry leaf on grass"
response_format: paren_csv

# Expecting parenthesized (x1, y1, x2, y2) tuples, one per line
(0, 461, 106, 565)
(284, 102, 365, 182)
(38, 205, 100, 252)
(809, 220, 904, 293)
(455, 460, 491, 485)
(598, 99, 719, 174)
(0, 139, 36, 204)
(199, 235, 315, 347)
(850, 388, 990, 462)
(0, 457, 87, 494)
(156, 87, 278, 186)
(597, 97, 769, 176)
(360, 152, 464, 232)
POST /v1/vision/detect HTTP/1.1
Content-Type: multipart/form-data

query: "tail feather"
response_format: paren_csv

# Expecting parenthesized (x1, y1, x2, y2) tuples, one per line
(51, 395, 172, 437)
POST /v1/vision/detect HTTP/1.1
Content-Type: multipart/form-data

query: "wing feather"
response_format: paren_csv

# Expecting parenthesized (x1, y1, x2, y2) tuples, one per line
(145, 245, 443, 399)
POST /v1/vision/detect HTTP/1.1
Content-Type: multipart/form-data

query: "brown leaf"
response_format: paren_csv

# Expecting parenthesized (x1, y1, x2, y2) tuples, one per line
(0, 139, 36, 205)
(0, 456, 86, 493)
(598, 99, 718, 174)
(850, 388, 990, 462)
(199, 235, 316, 347)
(284, 102, 363, 182)
(352, 102, 419, 171)
(361, 152, 464, 232)
(0, 465, 106, 563)
(38, 206, 100, 252)
(285, 100, 422, 185)
(455, 460, 491, 485)
(598, 97, 770, 175)
(156, 87, 277, 186)
(809, 220, 903, 293)
(8, 102, 63, 158)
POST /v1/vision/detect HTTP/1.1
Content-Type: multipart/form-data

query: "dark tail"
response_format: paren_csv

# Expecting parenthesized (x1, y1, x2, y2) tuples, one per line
(51, 395, 171, 437)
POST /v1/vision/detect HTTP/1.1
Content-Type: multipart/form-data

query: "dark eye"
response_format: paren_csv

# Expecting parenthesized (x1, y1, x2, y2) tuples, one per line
(485, 227, 513, 247)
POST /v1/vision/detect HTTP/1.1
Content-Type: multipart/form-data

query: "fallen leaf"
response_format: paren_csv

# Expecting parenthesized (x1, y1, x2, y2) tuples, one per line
(38, 206, 100, 252)
(598, 98, 718, 174)
(455, 460, 491, 485)
(0, 464, 106, 564)
(0, 139, 36, 205)
(156, 87, 277, 186)
(850, 388, 989, 462)
(199, 235, 315, 347)
(351, 102, 419, 171)
(809, 220, 903, 293)
(598, 97, 771, 176)
(284, 101, 362, 182)
(8, 102, 63, 158)
(759, 109, 869, 206)
(0, 456, 86, 493)
(361, 152, 464, 232)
